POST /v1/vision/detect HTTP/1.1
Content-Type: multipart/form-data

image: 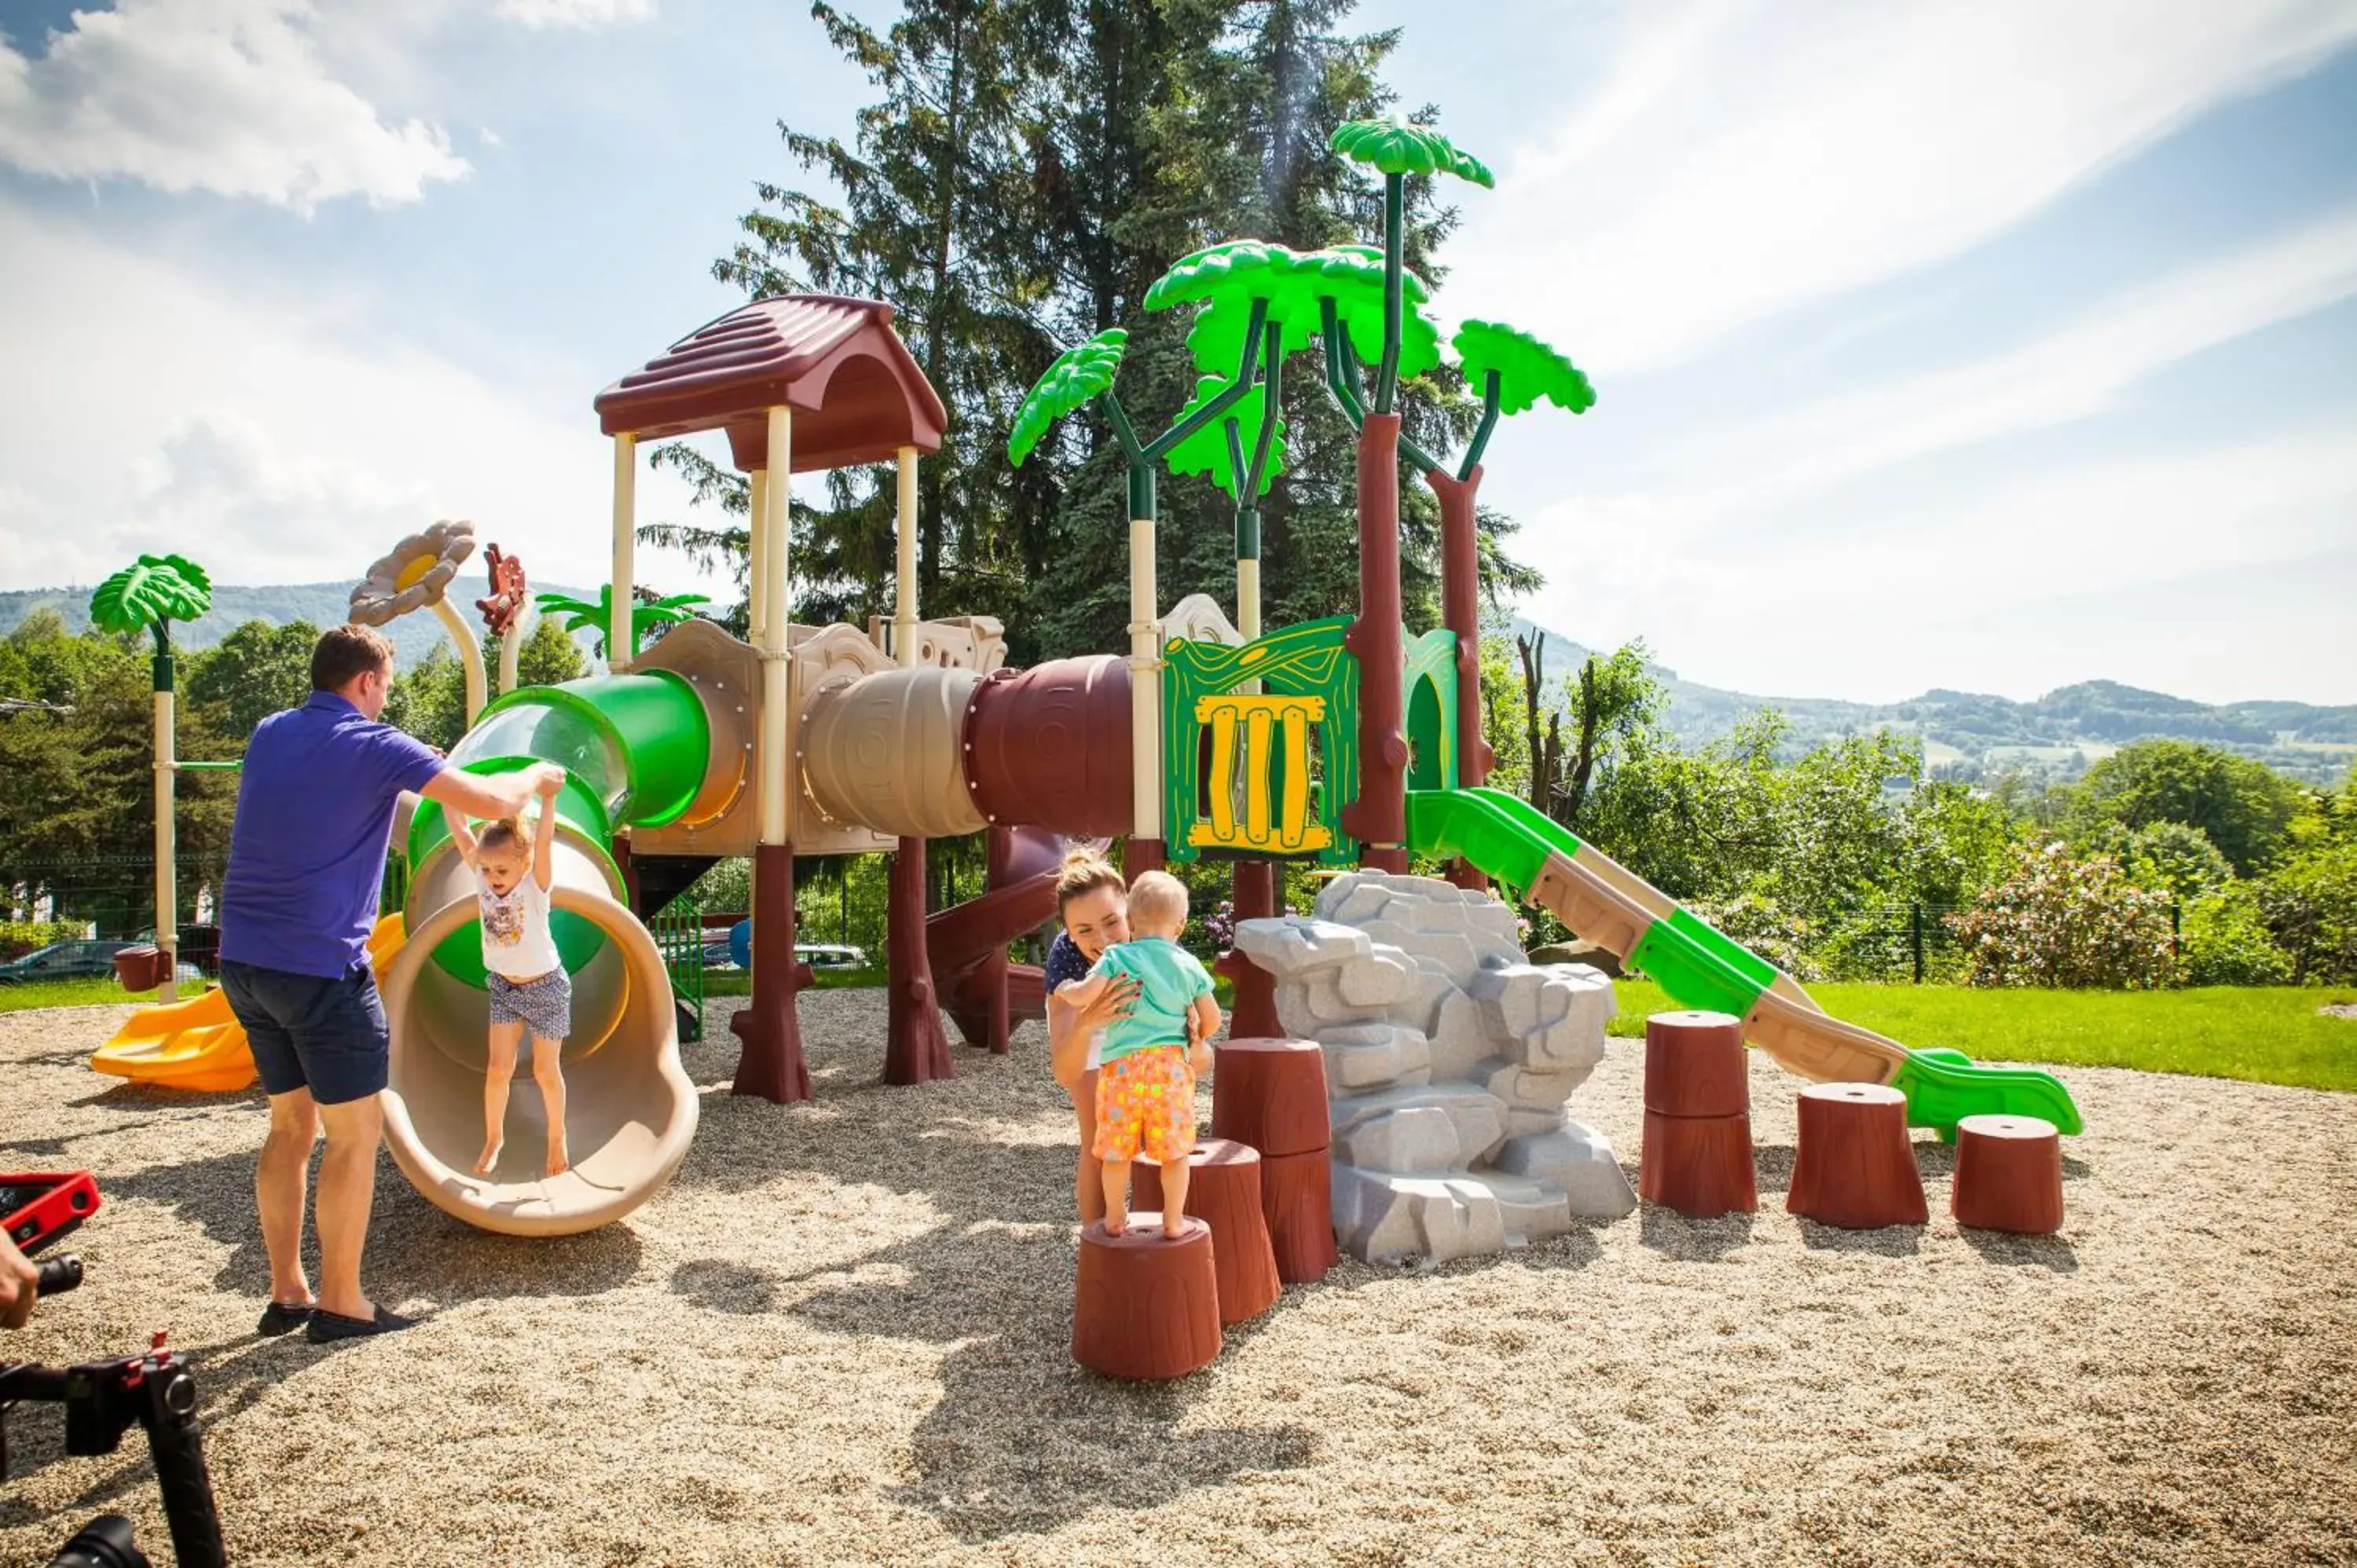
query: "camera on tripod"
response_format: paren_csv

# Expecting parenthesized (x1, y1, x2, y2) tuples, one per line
(2, 1171, 226, 1568)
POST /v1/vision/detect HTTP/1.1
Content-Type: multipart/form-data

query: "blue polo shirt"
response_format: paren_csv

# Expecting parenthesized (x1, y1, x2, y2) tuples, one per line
(219, 692, 444, 980)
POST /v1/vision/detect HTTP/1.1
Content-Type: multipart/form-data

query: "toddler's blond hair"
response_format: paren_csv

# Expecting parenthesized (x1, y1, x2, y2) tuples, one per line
(1125, 870, 1189, 936)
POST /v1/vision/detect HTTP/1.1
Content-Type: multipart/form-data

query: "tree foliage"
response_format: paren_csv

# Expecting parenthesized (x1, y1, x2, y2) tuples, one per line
(1949, 843, 2179, 989)
(2070, 738, 2301, 874)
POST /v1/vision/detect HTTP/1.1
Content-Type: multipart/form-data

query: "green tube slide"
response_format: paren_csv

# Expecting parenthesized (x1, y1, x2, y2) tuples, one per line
(405, 672, 712, 988)
(1407, 786, 2082, 1136)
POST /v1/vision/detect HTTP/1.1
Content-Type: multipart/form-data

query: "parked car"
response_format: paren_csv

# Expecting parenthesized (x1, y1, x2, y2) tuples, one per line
(797, 943, 868, 970)
(0, 940, 137, 984)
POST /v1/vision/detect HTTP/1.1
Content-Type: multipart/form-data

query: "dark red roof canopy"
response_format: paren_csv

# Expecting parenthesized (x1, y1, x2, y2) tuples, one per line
(595, 295, 948, 473)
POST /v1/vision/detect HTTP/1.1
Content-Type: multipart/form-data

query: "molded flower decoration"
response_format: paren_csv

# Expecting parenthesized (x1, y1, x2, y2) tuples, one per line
(90, 554, 212, 648)
(349, 519, 477, 627)
(1453, 321, 1596, 416)
(476, 544, 530, 637)
(1330, 119, 1493, 187)
(1164, 376, 1287, 502)
(1010, 329, 1127, 466)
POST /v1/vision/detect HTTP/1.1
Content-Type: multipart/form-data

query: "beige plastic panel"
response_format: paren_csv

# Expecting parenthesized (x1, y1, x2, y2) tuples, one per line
(1528, 849, 1651, 960)
(1161, 592, 1244, 648)
(1740, 991, 1908, 1086)
(629, 617, 759, 857)
(870, 614, 1009, 673)
(800, 664, 988, 839)
(787, 623, 898, 854)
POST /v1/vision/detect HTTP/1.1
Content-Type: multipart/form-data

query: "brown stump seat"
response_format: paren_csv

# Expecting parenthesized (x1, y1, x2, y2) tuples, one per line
(1210, 1038, 1331, 1158)
(1787, 1082, 1928, 1230)
(1135, 1138, 1281, 1325)
(1257, 1149, 1338, 1284)
(1638, 1010, 1758, 1218)
(1951, 1115, 2064, 1235)
(1071, 1215, 1223, 1379)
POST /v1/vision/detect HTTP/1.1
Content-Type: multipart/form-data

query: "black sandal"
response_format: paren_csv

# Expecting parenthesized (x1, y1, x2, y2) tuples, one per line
(304, 1304, 416, 1344)
(257, 1300, 313, 1337)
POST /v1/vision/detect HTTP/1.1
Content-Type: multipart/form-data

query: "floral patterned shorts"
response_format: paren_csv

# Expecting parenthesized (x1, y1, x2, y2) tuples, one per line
(1091, 1045, 1196, 1164)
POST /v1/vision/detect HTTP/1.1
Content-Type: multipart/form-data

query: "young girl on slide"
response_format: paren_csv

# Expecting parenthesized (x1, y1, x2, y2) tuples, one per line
(443, 766, 574, 1178)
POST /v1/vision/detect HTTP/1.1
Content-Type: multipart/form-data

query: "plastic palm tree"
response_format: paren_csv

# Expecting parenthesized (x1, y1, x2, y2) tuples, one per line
(89, 553, 213, 1002)
(1329, 120, 1492, 415)
(535, 584, 709, 663)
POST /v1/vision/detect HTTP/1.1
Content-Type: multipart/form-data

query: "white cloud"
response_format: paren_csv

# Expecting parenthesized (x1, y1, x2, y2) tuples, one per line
(1446, 0, 2357, 373)
(0, 199, 718, 602)
(1657, 205, 2357, 500)
(1516, 423, 2357, 705)
(0, 0, 470, 211)
(493, 0, 657, 29)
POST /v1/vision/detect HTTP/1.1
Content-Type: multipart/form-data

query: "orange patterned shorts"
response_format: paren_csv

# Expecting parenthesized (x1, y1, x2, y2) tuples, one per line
(1091, 1045, 1196, 1164)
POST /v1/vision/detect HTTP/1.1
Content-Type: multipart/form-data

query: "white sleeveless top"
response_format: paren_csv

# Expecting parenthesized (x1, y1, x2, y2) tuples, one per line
(477, 870, 561, 980)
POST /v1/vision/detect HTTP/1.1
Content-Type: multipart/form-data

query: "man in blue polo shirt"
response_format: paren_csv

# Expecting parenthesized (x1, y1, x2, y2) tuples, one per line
(220, 624, 556, 1344)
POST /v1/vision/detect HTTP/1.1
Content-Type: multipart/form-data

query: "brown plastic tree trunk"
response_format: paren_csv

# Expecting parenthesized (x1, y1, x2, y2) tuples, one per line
(884, 835, 954, 1086)
(1787, 1083, 1928, 1229)
(1344, 412, 1408, 874)
(1257, 1149, 1337, 1284)
(1209, 1038, 1332, 1158)
(1134, 1138, 1281, 1326)
(1638, 1010, 1756, 1217)
(1124, 837, 1166, 880)
(1071, 1216, 1223, 1379)
(1224, 859, 1281, 1039)
(1951, 1115, 2065, 1235)
(730, 842, 812, 1102)
(1424, 464, 1490, 892)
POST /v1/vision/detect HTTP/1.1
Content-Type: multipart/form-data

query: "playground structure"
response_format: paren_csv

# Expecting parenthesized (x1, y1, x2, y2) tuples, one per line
(92, 116, 2083, 1248)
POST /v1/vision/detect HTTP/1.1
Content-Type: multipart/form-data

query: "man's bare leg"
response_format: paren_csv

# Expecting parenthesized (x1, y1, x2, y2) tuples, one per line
(313, 1094, 385, 1322)
(257, 1088, 319, 1310)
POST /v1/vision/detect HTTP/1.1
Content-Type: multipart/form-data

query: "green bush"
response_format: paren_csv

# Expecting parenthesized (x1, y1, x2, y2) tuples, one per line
(0, 918, 86, 962)
(2179, 883, 2293, 987)
(1948, 842, 2177, 989)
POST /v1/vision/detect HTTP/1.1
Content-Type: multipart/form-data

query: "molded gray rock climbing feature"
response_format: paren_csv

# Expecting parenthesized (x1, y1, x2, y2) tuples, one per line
(1235, 871, 1637, 1267)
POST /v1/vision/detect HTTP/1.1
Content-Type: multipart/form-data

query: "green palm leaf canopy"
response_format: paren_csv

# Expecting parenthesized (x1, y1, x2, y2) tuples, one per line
(1150, 242, 1440, 382)
(1453, 321, 1596, 416)
(535, 585, 708, 658)
(1009, 328, 1127, 466)
(1330, 120, 1494, 187)
(1164, 376, 1288, 502)
(90, 554, 212, 637)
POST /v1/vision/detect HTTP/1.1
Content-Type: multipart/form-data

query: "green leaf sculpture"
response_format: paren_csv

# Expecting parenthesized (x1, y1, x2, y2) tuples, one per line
(1155, 241, 1440, 382)
(1330, 120, 1494, 188)
(1164, 376, 1288, 502)
(1009, 328, 1127, 466)
(90, 554, 213, 640)
(536, 585, 709, 660)
(1453, 321, 1596, 416)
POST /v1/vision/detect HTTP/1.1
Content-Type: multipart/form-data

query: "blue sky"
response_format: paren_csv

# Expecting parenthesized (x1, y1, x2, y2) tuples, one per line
(2, 0, 2352, 706)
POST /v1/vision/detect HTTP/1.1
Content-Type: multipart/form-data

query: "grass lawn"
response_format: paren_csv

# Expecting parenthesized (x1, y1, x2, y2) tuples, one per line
(0, 976, 203, 1014)
(1607, 977, 2357, 1093)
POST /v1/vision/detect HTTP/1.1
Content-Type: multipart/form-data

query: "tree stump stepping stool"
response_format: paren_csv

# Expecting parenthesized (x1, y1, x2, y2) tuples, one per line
(1951, 1115, 2064, 1235)
(1787, 1082, 1928, 1229)
(1211, 1039, 1336, 1284)
(1135, 1138, 1281, 1325)
(1071, 1216, 1223, 1379)
(1638, 1010, 1757, 1218)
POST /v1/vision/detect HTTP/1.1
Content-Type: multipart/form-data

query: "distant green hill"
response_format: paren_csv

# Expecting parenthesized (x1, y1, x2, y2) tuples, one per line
(1507, 618, 2355, 786)
(0, 579, 603, 671)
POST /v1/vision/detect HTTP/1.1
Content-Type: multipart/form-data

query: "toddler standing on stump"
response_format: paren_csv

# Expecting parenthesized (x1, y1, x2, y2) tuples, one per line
(444, 768, 574, 1178)
(1056, 871, 1220, 1235)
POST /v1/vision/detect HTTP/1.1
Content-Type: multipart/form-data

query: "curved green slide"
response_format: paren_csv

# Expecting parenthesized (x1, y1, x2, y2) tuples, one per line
(403, 672, 712, 987)
(1407, 786, 2081, 1136)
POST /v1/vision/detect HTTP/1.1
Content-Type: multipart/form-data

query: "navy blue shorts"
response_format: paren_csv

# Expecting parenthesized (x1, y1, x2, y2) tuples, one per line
(219, 959, 390, 1106)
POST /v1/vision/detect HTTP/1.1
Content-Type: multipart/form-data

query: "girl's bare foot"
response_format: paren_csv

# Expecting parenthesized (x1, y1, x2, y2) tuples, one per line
(473, 1143, 501, 1176)
(544, 1142, 570, 1178)
(1163, 1215, 1186, 1239)
(1102, 1211, 1127, 1237)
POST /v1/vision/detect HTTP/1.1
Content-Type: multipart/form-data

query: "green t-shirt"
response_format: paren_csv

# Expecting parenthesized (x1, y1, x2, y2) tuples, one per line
(1089, 936, 1215, 1063)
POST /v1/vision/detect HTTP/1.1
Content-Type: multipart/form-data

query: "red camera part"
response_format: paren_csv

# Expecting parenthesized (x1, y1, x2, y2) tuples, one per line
(1, 1171, 102, 1256)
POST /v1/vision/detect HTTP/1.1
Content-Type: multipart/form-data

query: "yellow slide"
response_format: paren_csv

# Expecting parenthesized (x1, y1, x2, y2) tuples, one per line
(91, 918, 409, 1094)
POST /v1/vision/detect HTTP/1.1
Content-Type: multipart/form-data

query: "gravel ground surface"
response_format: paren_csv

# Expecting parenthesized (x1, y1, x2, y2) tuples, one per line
(3, 995, 2354, 1566)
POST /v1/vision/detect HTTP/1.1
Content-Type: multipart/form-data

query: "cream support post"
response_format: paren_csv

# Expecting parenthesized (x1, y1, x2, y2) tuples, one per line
(153, 684, 176, 1004)
(1129, 513, 1160, 847)
(757, 406, 792, 845)
(746, 469, 771, 648)
(894, 445, 919, 665)
(495, 603, 528, 697)
(431, 598, 488, 723)
(610, 434, 637, 672)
